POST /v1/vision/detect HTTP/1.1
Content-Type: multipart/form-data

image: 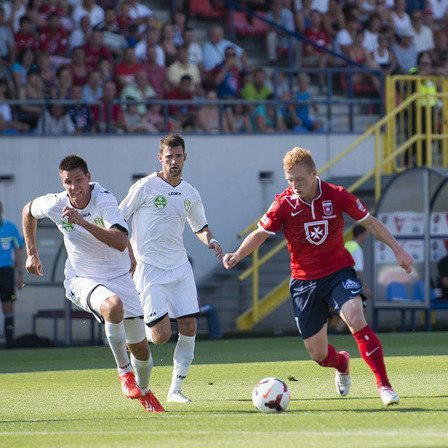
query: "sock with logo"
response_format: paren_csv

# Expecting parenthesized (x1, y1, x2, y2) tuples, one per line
(170, 333, 195, 393)
(131, 352, 153, 394)
(4, 313, 14, 347)
(104, 321, 131, 372)
(353, 325, 390, 388)
(317, 344, 348, 373)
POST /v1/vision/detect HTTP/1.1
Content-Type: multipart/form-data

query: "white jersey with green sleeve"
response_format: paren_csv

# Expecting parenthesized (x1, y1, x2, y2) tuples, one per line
(31, 182, 131, 280)
(119, 172, 207, 270)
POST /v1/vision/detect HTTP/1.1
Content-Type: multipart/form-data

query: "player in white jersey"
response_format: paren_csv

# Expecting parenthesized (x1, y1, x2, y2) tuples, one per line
(120, 134, 223, 404)
(22, 155, 164, 413)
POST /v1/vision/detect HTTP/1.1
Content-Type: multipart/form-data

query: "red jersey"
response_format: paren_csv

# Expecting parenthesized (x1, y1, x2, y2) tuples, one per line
(259, 178, 369, 280)
(304, 27, 330, 56)
(40, 26, 68, 56)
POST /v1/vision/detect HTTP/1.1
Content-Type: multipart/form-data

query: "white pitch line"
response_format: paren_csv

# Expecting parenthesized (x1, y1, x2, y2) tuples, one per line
(0, 430, 447, 437)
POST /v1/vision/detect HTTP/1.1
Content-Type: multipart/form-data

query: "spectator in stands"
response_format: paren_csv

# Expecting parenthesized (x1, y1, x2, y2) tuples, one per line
(97, 56, 113, 82)
(55, 64, 73, 99)
(83, 29, 112, 69)
(375, 0, 393, 26)
(303, 10, 331, 91)
(294, 0, 313, 34)
(36, 51, 57, 98)
(159, 22, 178, 68)
(0, 6, 16, 66)
(121, 69, 156, 115)
(372, 34, 398, 76)
(14, 15, 40, 53)
(72, 0, 105, 29)
(128, 0, 153, 34)
(116, 1, 132, 36)
(251, 93, 287, 133)
(91, 79, 125, 132)
(11, 47, 36, 87)
(37, 103, 76, 135)
(25, 0, 46, 29)
(202, 25, 246, 72)
(183, 26, 203, 72)
(230, 102, 253, 133)
(335, 17, 361, 56)
(0, 77, 28, 133)
(197, 89, 233, 133)
(67, 84, 94, 133)
(363, 14, 381, 54)
(115, 47, 142, 93)
(322, 0, 346, 40)
(39, 13, 69, 62)
(135, 26, 164, 65)
(123, 98, 158, 133)
(411, 9, 436, 56)
(241, 67, 272, 101)
(70, 46, 89, 87)
(143, 45, 168, 98)
(391, 0, 412, 35)
(17, 72, 44, 130)
(265, 0, 295, 66)
(3, 0, 26, 33)
(172, 9, 186, 47)
(213, 46, 245, 99)
(347, 29, 381, 93)
(164, 74, 195, 130)
(288, 72, 323, 132)
(146, 101, 166, 133)
(69, 14, 91, 51)
(125, 23, 140, 49)
(82, 68, 103, 103)
(95, 7, 127, 58)
(426, 0, 448, 29)
(355, 0, 377, 23)
(392, 27, 417, 73)
(167, 45, 201, 93)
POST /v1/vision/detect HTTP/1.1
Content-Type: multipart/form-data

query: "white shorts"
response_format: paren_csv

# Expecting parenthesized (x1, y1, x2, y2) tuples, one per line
(64, 273, 144, 323)
(133, 260, 199, 326)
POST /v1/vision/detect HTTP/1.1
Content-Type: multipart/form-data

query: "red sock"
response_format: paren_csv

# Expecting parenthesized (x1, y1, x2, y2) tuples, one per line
(317, 344, 348, 373)
(353, 325, 391, 388)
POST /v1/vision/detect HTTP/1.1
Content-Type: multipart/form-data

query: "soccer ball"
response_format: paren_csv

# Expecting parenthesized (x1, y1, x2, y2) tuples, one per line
(252, 377, 290, 413)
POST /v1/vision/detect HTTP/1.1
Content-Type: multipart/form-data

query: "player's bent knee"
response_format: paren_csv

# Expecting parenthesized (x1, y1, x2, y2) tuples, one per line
(150, 330, 171, 345)
(101, 295, 124, 323)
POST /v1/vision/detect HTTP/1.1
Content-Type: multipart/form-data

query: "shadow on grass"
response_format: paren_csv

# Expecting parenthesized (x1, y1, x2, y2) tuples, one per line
(1, 333, 447, 374)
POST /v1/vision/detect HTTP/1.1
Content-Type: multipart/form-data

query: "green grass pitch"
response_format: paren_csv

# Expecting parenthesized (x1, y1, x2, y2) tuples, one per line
(1, 332, 447, 448)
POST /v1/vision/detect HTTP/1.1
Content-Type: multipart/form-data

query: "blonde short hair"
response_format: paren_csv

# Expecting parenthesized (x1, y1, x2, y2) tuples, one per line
(283, 147, 316, 172)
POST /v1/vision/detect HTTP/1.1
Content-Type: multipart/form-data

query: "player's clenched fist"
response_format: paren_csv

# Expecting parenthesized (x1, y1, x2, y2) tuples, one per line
(223, 253, 240, 269)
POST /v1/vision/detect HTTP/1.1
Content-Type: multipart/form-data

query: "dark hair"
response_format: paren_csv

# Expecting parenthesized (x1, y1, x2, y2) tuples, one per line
(59, 155, 89, 174)
(353, 224, 367, 238)
(159, 134, 185, 152)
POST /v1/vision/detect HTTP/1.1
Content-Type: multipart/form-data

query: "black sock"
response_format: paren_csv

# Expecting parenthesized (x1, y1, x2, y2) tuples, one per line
(4, 314, 14, 346)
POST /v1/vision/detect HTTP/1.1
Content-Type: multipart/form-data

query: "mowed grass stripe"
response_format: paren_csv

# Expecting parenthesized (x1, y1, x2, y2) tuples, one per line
(0, 334, 447, 448)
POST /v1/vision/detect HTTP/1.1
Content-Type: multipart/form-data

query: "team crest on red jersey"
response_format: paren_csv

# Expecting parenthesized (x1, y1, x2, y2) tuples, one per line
(304, 220, 328, 245)
(322, 200, 333, 215)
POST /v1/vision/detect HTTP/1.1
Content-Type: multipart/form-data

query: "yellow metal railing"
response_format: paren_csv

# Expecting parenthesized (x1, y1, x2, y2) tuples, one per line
(236, 76, 448, 330)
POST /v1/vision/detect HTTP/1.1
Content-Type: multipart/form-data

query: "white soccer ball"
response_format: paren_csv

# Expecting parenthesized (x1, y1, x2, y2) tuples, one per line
(252, 377, 290, 413)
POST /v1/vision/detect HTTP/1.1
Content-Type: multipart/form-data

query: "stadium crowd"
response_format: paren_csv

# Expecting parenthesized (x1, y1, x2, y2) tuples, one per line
(0, 0, 447, 135)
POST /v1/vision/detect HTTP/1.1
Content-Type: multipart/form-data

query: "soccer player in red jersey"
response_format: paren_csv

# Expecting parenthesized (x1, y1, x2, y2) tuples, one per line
(223, 147, 413, 406)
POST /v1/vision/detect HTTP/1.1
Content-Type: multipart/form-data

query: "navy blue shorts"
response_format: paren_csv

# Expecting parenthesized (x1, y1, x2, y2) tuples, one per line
(290, 267, 363, 339)
(0, 267, 16, 302)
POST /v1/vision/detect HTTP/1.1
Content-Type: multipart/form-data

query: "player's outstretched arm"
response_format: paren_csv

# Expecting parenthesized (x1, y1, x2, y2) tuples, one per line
(22, 202, 43, 277)
(361, 215, 413, 274)
(223, 228, 269, 270)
